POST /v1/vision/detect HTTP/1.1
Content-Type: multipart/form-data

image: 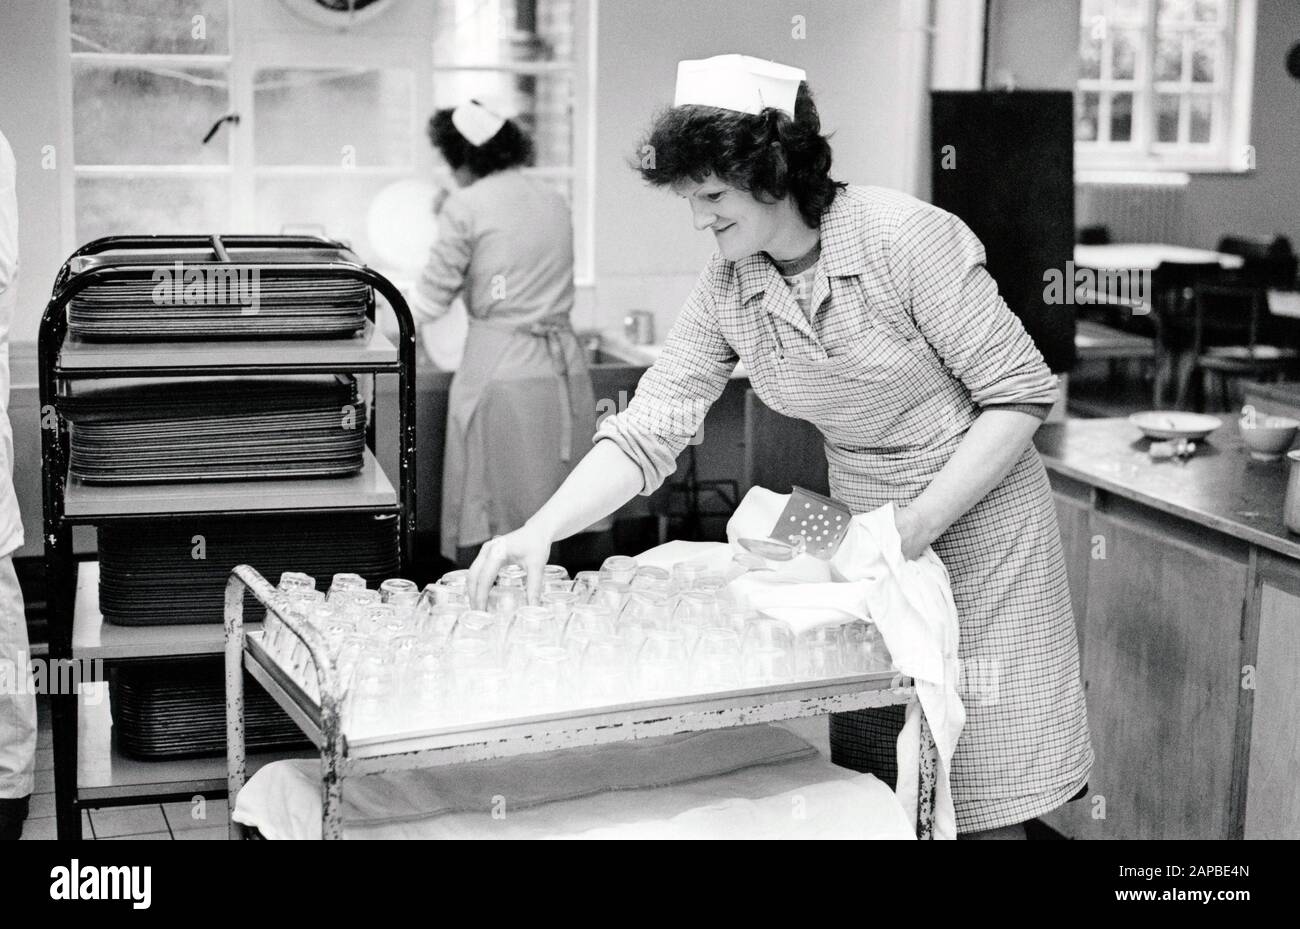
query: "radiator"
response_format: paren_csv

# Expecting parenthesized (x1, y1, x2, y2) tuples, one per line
(1076, 180, 1191, 245)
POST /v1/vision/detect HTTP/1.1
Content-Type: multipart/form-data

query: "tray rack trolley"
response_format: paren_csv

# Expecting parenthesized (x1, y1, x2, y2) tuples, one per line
(224, 564, 940, 840)
(39, 234, 417, 840)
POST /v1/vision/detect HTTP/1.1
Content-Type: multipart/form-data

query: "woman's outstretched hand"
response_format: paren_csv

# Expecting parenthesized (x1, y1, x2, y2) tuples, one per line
(466, 522, 553, 609)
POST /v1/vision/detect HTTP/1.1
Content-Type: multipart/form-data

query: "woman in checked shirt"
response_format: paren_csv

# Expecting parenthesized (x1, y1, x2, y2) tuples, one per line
(467, 56, 1093, 838)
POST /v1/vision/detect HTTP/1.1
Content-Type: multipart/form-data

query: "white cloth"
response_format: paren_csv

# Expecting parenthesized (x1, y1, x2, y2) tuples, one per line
(684, 487, 965, 838)
(829, 503, 964, 841)
(0, 130, 33, 801)
(0, 128, 23, 557)
(233, 726, 913, 840)
(0, 555, 35, 799)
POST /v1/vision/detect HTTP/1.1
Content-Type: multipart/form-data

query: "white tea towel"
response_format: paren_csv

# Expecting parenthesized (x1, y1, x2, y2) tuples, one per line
(631, 539, 741, 580)
(724, 487, 833, 582)
(830, 502, 964, 840)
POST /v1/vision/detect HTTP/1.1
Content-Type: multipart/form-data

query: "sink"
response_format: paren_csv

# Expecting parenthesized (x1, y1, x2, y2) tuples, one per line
(579, 333, 653, 368)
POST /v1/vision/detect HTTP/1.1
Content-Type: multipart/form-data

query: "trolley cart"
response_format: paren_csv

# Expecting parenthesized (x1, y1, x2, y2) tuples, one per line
(224, 565, 939, 840)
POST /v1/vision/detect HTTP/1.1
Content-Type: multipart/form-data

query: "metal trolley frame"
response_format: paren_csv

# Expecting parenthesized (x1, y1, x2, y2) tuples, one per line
(39, 234, 417, 839)
(224, 565, 940, 840)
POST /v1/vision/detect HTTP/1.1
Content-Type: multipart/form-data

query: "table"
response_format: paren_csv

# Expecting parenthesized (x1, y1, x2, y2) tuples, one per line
(1074, 243, 1245, 272)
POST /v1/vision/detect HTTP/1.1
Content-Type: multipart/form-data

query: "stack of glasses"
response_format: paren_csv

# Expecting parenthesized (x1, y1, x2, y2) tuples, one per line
(259, 556, 894, 741)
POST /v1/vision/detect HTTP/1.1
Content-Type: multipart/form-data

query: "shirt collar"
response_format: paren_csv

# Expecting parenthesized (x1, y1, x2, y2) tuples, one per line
(734, 189, 865, 303)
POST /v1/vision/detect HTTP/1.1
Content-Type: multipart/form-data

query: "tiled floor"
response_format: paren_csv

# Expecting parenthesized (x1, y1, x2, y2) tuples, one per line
(18, 697, 227, 841)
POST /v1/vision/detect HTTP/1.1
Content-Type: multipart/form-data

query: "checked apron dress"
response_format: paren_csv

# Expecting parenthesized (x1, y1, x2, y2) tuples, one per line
(598, 186, 1093, 832)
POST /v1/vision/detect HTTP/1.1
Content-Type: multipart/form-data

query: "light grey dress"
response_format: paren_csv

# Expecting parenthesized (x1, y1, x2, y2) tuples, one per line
(413, 169, 599, 562)
(596, 186, 1094, 832)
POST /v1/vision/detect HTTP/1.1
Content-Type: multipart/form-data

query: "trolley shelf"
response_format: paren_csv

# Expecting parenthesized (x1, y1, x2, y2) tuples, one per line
(78, 687, 309, 802)
(226, 563, 938, 838)
(245, 630, 913, 766)
(73, 561, 258, 661)
(56, 321, 399, 376)
(63, 449, 397, 520)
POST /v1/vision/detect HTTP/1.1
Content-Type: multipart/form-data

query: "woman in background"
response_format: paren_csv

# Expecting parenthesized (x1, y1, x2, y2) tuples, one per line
(412, 100, 602, 566)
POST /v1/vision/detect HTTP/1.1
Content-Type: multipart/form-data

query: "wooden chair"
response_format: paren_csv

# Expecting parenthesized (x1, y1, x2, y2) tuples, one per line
(1191, 281, 1299, 411)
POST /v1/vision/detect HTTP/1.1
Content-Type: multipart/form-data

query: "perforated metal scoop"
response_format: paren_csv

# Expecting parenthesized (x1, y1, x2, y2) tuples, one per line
(738, 486, 853, 562)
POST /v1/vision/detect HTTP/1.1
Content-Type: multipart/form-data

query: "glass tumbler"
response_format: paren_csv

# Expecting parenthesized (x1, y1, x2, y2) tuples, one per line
(617, 591, 671, 652)
(795, 625, 846, 680)
(636, 628, 690, 698)
(379, 578, 419, 602)
(578, 633, 629, 704)
(599, 555, 637, 585)
(741, 616, 796, 685)
(691, 627, 743, 692)
(671, 561, 705, 593)
(561, 604, 616, 661)
(540, 589, 578, 628)
(521, 645, 574, 710)
(450, 609, 502, 659)
(571, 570, 601, 603)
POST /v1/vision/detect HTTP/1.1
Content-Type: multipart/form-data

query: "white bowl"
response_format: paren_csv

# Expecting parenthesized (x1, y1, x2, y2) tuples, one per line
(1240, 416, 1299, 461)
(1129, 411, 1223, 441)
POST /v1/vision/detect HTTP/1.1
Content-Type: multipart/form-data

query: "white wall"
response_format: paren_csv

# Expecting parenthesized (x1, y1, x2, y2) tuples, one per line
(590, 0, 914, 335)
(0, 0, 73, 350)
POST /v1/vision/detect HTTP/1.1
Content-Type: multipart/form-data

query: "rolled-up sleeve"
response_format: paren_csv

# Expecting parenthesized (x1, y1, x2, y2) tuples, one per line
(594, 262, 738, 495)
(886, 207, 1058, 409)
(411, 193, 472, 322)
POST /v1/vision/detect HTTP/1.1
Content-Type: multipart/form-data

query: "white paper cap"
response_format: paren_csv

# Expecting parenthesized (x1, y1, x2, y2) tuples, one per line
(451, 100, 507, 147)
(674, 54, 807, 117)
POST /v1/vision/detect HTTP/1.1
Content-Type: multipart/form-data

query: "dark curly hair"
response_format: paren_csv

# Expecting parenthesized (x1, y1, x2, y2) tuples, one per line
(635, 83, 844, 228)
(428, 106, 534, 178)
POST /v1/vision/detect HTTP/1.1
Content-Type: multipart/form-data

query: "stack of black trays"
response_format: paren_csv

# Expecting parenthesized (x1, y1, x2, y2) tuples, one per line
(111, 659, 311, 760)
(64, 375, 366, 484)
(99, 513, 400, 626)
(65, 245, 369, 340)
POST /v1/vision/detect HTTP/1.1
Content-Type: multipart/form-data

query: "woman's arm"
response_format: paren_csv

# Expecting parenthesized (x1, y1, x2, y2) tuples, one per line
(895, 408, 1042, 559)
(466, 260, 738, 606)
(467, 441, 643, 606)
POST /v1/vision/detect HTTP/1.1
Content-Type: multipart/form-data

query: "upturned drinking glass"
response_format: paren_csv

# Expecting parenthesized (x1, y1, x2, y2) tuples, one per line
(671, 561, 706, 592)
(571, 570, 602, 603)
(379, 578, 419, 602)
(630, 565, 673, 595)
(278, 571, 316, 592)
(486, 584, 524, 620)
(636, 628, 690, 697)
(578, 633, 629, 703)
(691, 627, 743, 691)
(741, 616, 796, 685)
(795, 625, 846, 680)
(540, 589, 578, 627)
(617, 591, 671, 651)
(591, 580, 631, 613)
(450, 609, 502, 659)
(497, 563, 528, 588)
(328, 573, 367, 600)
(521, 645, 574, 710)
(599, 555, 637, 584)
(561, 604, 617, 661)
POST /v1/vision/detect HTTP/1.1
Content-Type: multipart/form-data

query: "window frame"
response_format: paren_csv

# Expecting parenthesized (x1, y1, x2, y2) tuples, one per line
(62, 0, 595, 281)
(1076, 0, 1256, 174)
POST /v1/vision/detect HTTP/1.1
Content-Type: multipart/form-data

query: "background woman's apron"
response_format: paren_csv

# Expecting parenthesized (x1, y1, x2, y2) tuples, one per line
(741, 280, 1093, 834)
(440, 315, 598, 562)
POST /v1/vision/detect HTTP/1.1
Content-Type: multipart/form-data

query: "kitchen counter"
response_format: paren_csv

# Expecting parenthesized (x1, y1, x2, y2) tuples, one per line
(1034, 417, 1300, 561)
(1031, 416, 1300, 840)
